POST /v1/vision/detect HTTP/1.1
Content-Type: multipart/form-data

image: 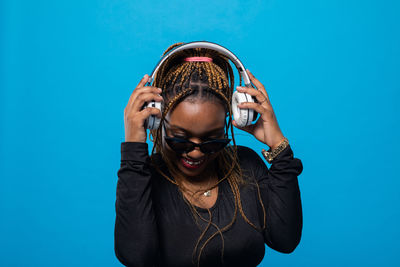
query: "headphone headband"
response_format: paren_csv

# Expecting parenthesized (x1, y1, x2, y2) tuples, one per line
(146, 41, 251, 86)
(143, 41, 258, 129)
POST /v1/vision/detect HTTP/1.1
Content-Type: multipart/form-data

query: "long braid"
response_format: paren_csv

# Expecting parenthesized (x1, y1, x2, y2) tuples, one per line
(148, 43, 267, 267)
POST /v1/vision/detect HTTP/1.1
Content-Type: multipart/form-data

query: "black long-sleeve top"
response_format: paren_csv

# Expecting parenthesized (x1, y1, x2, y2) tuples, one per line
(115, 142, 303, 267)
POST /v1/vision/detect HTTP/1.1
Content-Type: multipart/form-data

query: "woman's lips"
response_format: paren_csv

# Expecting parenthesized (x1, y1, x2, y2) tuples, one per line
(180, 157, 205, 169)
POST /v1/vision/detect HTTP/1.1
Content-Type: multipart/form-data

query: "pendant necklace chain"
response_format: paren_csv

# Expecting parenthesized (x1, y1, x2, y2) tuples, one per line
(182, 175, 214, 198)
(203, 176, 213, 197)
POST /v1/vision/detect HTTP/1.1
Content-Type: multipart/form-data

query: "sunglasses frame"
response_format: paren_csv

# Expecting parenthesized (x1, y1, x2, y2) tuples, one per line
(162, 120, 231, 154)
(164, 136, 231, 154)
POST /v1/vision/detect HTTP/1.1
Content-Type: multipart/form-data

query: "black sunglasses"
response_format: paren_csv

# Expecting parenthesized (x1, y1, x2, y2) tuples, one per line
(164, 136, 231, 154)
(162, 120, 231, 154)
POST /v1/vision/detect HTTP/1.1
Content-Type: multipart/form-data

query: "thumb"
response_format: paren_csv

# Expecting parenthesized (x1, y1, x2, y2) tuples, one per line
(232, 120, 254, 134)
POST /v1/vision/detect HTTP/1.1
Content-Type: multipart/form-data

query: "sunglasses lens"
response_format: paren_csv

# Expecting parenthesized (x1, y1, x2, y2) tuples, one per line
(165, 137, 230, 154)
(201, 139, 230, 153)
(165, 138, 192, 153)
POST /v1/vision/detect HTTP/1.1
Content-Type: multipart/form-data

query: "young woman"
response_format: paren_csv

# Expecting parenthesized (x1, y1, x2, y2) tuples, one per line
(115, 43, 303, 267)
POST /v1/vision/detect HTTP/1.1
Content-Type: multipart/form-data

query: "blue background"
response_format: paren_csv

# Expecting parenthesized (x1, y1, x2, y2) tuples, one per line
(1, 0, 399, 266)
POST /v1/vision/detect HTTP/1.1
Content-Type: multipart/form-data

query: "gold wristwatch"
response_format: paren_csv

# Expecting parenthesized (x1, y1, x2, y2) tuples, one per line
(262, 137, 289, 163)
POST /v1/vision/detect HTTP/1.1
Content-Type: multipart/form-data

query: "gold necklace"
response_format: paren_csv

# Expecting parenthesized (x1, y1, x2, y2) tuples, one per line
(183, 175, 213, 198)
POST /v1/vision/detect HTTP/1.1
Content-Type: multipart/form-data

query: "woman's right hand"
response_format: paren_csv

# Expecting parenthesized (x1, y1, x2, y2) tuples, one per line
(124, 74, 163, 143)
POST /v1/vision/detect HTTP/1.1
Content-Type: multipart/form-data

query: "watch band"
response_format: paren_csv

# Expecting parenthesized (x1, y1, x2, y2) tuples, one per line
(261, 137, 289, 163)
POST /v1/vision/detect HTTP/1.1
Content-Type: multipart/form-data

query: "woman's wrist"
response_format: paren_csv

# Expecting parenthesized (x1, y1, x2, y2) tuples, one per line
(262, 137, 289, 163)
(268, 135, 286, 150)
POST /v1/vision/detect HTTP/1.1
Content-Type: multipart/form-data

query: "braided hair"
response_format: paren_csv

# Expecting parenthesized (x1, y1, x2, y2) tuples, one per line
(148, 42, 267, 266)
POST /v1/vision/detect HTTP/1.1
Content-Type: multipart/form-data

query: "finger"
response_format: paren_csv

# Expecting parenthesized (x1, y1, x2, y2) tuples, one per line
(237, 86, 269, 105)
(131, 92, 163, 112)
(232, 119, 245, 129)
(137, 74, 149, 88)
(136, 86, 163, 95)
(246, 69, 263, 89)
(127, 75, 152, 107)
(246, 69, 269, 100)
(232, 120, 255, 134)
(237, 102, 267, 115)
(127, 107, 161, 129)
(138, 107, 162, 122)
(127, 86, 162, 110)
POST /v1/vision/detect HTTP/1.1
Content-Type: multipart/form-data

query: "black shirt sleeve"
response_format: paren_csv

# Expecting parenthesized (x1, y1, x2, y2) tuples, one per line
(238, 145, 303, 253)
(114, 142, 159, 267)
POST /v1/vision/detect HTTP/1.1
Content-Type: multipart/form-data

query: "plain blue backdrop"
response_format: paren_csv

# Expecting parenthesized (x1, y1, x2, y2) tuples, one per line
(1, 0, 399, 266)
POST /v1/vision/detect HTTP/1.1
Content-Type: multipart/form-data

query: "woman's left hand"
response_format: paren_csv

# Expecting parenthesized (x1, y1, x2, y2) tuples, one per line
(232, 69, 285, 150)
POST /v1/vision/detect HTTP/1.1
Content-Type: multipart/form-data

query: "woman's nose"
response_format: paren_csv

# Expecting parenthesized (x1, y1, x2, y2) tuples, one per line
(186, 138, 205, 159)
(186, 147, 204, 160)
(186, 148, 204, 159)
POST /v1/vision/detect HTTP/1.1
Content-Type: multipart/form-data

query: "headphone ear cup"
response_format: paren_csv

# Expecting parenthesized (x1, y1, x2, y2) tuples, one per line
(232, 91, 255, 127)
(144, 101, 162, 130)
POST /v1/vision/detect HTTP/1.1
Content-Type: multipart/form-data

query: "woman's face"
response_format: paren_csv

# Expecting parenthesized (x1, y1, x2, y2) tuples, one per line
(162, 100, 227, 180)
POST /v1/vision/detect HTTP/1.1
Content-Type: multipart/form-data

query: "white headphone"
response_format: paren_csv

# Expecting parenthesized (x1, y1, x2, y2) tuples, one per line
(144, 41, 258, 130)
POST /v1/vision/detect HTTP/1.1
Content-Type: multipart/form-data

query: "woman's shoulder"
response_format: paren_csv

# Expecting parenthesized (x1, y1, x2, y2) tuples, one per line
(230, 145, 269, 181)
(229, 145, 268, 186)
(234, 145, 265, 166)
(235, 145, 258, 155)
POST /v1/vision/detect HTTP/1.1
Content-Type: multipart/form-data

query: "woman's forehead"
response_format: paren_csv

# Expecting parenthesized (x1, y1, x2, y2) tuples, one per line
(166, 101, 226, 131)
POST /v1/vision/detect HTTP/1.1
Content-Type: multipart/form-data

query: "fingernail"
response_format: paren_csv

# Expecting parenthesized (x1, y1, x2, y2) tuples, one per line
(158, 88, 162, 92)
